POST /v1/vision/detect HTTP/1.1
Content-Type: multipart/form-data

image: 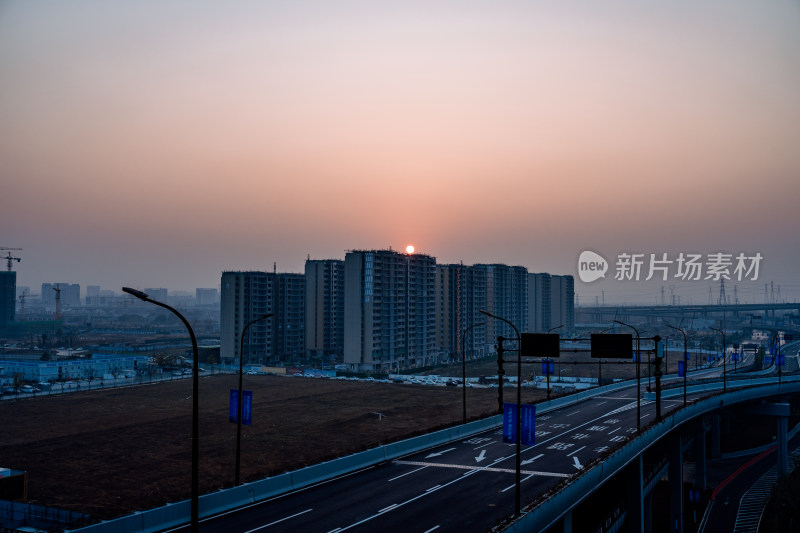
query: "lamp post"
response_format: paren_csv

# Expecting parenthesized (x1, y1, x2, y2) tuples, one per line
(236, 313, 273, 486)
(710, 326, 726, 392)
(480, 309, 522, 517)
(666, 324, 688, 406)
(596, 326, 614, 387)
(461, 322, 484, 425)
(548, 325, 563, 381)
(615, 320, 641, 433)
(123, 287, 200, 533)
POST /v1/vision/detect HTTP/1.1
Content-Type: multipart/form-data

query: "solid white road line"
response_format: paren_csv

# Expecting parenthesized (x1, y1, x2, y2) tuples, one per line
(388, 465, 428, 482)
(567, 446, 586, 457)
(243, 509, 314, 532)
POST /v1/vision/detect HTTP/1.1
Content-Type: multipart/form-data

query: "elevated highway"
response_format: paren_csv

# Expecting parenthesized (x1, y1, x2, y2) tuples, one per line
(75, 344, 800, 533)
(577, 302, 800, 322)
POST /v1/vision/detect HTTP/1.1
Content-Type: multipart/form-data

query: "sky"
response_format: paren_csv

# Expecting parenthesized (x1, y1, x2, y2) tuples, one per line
(2, 0, 799, 304)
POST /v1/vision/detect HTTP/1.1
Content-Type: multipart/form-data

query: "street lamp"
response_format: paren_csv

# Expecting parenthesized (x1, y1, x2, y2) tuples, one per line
(461, 322, 484, 425)
(480, 309, 522, 517)
(123, 287, 200, 533)
(548, 325, 563, 381)
(596, 326, 614, 387)
(236, 313, 273, 486)
(710, 326, 726, 392)
(615, 320, 641, 433)
(666, 324, 688, 406)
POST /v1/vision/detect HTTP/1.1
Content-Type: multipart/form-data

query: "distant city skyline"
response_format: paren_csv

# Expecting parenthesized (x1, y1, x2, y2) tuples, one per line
(2, 1, 799, 304)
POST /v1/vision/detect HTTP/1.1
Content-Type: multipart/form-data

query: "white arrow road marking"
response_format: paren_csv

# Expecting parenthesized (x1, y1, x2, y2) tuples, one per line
(521, 453, 544, 465)
(573, 456, 583, 470)
(475, 449, 487, 462)
(425, 448, 456, 459)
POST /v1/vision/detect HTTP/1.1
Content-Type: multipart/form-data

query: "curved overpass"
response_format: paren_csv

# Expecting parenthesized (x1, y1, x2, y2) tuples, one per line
(500, 375, 800, 532)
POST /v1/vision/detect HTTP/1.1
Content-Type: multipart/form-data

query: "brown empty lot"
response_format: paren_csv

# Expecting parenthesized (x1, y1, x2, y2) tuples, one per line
(1, 374, 547, 521)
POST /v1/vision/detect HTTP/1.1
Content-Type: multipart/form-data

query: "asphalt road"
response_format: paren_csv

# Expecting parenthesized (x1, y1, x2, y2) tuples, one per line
(167, 351, 774, 533)
(169, 384, 688, 533)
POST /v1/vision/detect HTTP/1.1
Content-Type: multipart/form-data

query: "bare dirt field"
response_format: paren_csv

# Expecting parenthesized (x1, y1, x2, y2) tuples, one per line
(1, 374, 547, 521)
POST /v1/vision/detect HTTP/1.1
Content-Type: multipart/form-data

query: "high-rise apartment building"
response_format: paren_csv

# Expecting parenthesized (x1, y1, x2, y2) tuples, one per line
(343, 250, 437, 372)
(274, 273, 305, 362)
(305, 259, 345, 363)
(527, 273, 574, 332)
(41, 283, 81, 308)
(550, 274, 575, 331)
(473, 264, 528, 343)
(196, 288, 219, 306)
(144, 288, 169, 302)
(220, 271, 305, 365)
(221, 272, 274, 364)
(0, 271, 16, 327)
(528, 273, 552, 332)
(435, 264, 488, 361)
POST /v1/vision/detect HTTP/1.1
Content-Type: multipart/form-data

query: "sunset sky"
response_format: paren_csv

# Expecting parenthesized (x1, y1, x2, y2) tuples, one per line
(2, 0, 799, 304)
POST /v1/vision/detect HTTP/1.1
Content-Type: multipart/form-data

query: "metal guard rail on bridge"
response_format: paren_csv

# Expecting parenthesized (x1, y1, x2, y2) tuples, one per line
(500, 374, 800, 533)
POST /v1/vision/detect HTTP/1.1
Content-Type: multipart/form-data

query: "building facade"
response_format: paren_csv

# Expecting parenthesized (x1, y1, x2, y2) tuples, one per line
(220, 271, 305, 365)
(550, 274, 575, 331)
(435, 264, 489, 362)
(0, 271, 15, 327)
(527, 273, 574, 333)
(41, 283, 81, 308)
(305, 259, 345, 363)
(528, 273, 552, 332)
(274, 273, 305, 362)
(343, 250, 438, 372)
(220, 271, 274, 364)
(473, 264, 528, 344)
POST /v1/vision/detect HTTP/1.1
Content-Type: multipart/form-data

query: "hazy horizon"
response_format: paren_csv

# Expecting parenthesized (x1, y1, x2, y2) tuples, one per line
(3, 1, 799, 304)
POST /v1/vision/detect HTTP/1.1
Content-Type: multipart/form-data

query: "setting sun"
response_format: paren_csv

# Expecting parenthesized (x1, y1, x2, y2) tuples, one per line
(405, 245, 415, 254)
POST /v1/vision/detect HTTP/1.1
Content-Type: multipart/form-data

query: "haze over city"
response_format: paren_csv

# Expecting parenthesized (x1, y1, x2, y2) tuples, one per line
(2, 0, 799, 303)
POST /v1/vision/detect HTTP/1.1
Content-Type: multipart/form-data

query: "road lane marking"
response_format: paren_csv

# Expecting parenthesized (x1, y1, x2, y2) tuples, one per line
(521, 453, 544, 465)
(378, 504, 398, 513)
(426, 448, 456, 458)
(475, 450, 487, 462)
(243, 509, 313, 532)
(608, 428, 620, 435)
(394, 460, 571, 478)
(424, 527, 440, 533)
(501, 473, 535, 493)
(567, 446, 586, 457)
(572, 456, 583, 470)
(566, 410, 581, 416)
(426, 485, 442, 492)
(388, 465, 428, 482)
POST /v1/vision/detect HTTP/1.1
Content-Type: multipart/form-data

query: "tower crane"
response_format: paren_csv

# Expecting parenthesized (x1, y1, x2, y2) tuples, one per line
(53, 284, 62, 321)
(0, 247, 22, 271)
(18, 290, 38, 320)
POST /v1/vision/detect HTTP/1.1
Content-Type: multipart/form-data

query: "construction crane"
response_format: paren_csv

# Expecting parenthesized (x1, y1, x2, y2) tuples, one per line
(53, 284, 62, 321)
(0, 247, 22, 271)
(18, 291, 38, 320)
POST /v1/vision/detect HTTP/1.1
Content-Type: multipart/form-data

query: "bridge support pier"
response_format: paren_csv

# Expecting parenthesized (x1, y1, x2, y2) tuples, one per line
(561, 509, 572, 533)
(626, 454, 644, 533)
(710, 415, 721, 459)
(777, 408, 789, 476)
(669, 436, 684, 533)
(695, 428, 706, 492)
(741, 402, 791, 476)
